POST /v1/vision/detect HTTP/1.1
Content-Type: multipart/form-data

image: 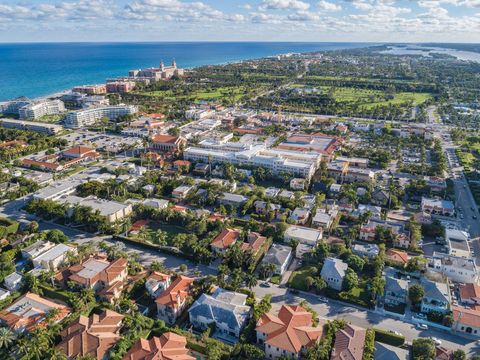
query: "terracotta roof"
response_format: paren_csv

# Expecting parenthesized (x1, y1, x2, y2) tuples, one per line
(0, 140, 27, 148)
(331, 324, 367, 360)
(386, 249, 409, 264)
(173, 160, 191, 167)
(58, 310, 123, 360)
(131, 219, 150, 232)
(171, 205, 187, 213)
(241, 232, 267, 253)
(155, 276, 194, 310)
(22, 158, 62, 170)
(104, 258, 128, 283)
(459, 283, 480, 303)
(453, 306, 480, 328)
(123, 332, 194, 360)
(256, 305, 323, 354)
(435, 346, 453, 360)
(63, 146, 98, 157)
(148, 272, 171, 282)
(151, 135, 179, 144)
(211, 228, 240, 250)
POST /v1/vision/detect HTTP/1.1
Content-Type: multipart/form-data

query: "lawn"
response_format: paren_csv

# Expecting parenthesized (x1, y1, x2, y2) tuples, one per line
(288, 266, 318, 291)
(137, 86, 260, 102)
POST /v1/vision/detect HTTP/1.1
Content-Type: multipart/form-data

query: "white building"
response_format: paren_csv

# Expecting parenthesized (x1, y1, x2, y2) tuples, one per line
(3, 272, 23, 291)
(284, 225, 323, 246)
(32, 243, 76, 271)
(320, 257, 348, 291)
(445, 229, 471, 258)
(0, 118, 63, 135)
(428, 253, 479, 284)
(32, 179, 83, 201)
(65, 105, 138, 128)
(19, 100, 65, 120)
(260, 244, 293, 275)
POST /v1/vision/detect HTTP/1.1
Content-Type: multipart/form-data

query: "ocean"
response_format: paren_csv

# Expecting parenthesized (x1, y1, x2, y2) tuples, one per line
(0, 42, 371, 101)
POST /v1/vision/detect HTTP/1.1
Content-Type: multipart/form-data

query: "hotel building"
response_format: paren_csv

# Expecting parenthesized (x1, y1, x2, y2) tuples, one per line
(65, 105, 138, 128)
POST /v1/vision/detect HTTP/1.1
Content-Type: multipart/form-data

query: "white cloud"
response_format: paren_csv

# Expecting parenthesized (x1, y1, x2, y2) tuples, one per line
(317, 0, 342, 11)
(259, 0, 310, 11)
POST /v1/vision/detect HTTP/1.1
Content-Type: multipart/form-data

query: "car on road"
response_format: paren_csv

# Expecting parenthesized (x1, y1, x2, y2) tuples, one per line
(389, 330, 403, 336)
(318, 296, 329, 303)
(260, 282, 271, 288)
(416, 323, 428, 330)
(430, 337, 442, 345)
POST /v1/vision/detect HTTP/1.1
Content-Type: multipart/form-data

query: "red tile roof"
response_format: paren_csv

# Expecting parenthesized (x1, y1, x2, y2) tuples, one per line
(241, 232, 267, 253)
(155, 276, 194, 310)
(386, 249, 409, 264)
(63, 145, 98, 157)
(151, 135, 180, 144)
(331, 324, 366, 360)
(453, 306, 480, 328)
(256, 305, 323, 354)
(459, 283, 480, 303)
(211, 228, 240, 250)
(123, 332, 194, 360)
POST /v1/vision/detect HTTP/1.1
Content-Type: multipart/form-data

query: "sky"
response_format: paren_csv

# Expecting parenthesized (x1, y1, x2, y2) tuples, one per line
(0, 0, 479, 43)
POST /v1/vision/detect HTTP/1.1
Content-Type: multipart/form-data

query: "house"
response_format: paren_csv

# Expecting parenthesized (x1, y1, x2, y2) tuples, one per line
(435, 346, 454, 360)
(188, 288, 251, 339)
(374, 342, 410, 360)
(143, 198, 169, 209)
(371, 189, 389, 206)
(145, 272, 171, 298)
(320, 257, 348, 291)
(172, 185, 194, 199)
(331, 324, 366, 360)
(284, 225, 322, 247)
(384, 276, 408, 307)
(421, 197, 455, 217)
(458, 283, 480, 306)
(21, 240, 55, 259)
(3, 271, 23, 291)
(218, 192, 248, 208)
(57, 310, 124, 360)
(0, 288, 10, 301)
(0, 292, 71, 333)
(445, 229, 470, 258)
(151, 134, 186, 153)
(61, 256, 128, 302)
(452, 306, 480, 337)
(420, 279, 450, 314)
(210, 228, 241, 255)
(256, 305, 324, 359)
(173, 160, 191, 172)
(427, 253, 478, 284)
(254, 200, 282, 216)
(240, 232, 268, 257)
(264, 187, 281, 198)
(156, 275, 194, 325)
(290, 178, 307, 190)
(32, 243, 76, 271)
(386, 249, 409, 266)
(353, 204, 382, 220)
(289, 207, 311, 225)
(193, 163, 210, 176)
(312, 210, 336, 229)
(278, 190, 295, 200)
(60, 195, 133, 224)
(353, 243, 379, 259)
(123, 332, 194, 360)
(260, 244, 293, 275)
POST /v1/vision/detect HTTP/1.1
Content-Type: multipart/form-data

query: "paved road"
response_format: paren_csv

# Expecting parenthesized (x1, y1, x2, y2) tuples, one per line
(253, 283, 480, 356)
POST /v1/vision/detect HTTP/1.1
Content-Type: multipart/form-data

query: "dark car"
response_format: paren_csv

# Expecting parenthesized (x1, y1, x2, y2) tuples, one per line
(289, 289, 300, 295)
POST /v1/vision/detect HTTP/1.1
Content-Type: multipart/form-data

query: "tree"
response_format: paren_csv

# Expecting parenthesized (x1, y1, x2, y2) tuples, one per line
(0, 327, 15, 350)
(244, 274, 258, 290)
(342, 268, 358, 292)
(23, 273, 42, 295)
(408, 283, 425, 304)
(412, 338, 435, 360)
(26, 221, 39, 234)
(347, 254, 365, 272)
(179, 264, 188, 273)
(453, 349, 466, 360)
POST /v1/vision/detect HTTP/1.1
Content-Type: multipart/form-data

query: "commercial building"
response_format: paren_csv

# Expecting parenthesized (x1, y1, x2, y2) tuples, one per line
(0, 118, 63, 134)
(59, 195, 133, 223)
(428, 253, 478, 284)
(72, 84, 107, 95)
(445, 229, 471, 258)
(421, 197, 455, 217)
(19, 99, 65, 120)
(32, 179, 83, 201)
(150, 134, 187, 153)
(128, 60, 184, 81)
(65, 105, 138, 128)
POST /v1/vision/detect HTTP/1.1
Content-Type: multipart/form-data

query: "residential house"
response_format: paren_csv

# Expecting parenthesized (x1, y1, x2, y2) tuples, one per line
(386, 249, 409, 267)
(331, 324, 366, 360)
(3, 271, 23, 291)
(188, 288, 251, 340)
(260, 244, 293, 275)
(151, 134, 186, 153)
(420, 279, 450, 315)
(458, 283, 480, 306)
(320, 257, 348, 291)
(374, 342, 410, 360)
(384, 276, 408, 307)
(371, 189, 389, 206)
(173, 160, 191, 172)
(254, 201, 282, 217)
(0, 288, 10, 301)
(0, 292, 71, 332)
(421, 197, 455, 217)
(123, 332, 194, 360)
(156, 275, 194, 325)
(172, 185, 194, 200)
(452, 306, 480, 337)
(145, 272, 171, 298)
(57, 310, 124, 360)
(445, 229, 470, 258)
(143, 198, 169, 209)
(21, 240, 55, 259)
(289, 207, 311, 225)
(284, 225, 322, 247)
(278, 190, 295, 200)
(256, 305, 324, 359)
(312, 209, 337, 229)
(428, 253, 478, 284)
(32, 243, 76, 271)
(194, 163, 210, 176)
(353, 243, 379, 259)
(353, 204, 382, 220)
(435, 346, 454, 360)
(218, 192, 248, 208)
(290, 178, 307, 190)
(264, 187, 281, 198)
(240, 232, 268, 258)
(210, 228, 241, 255)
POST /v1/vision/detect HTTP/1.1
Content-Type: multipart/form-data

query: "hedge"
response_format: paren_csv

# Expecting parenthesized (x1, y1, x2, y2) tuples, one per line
(39, 284, 72, 304)
(374, 328, 405, 346)
(0, 217, 19, 238)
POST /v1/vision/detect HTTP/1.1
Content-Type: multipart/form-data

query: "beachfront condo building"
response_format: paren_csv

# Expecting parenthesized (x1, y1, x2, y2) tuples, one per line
(65, 105, 138, 128)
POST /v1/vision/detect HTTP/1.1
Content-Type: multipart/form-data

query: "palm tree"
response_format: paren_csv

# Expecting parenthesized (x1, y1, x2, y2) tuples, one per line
(0, 328, 15, 350)
(244, 274, 258, 290)
(46, 348, 67, 360)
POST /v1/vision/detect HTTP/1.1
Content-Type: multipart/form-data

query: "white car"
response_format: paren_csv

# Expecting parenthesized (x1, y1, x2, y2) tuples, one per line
(417, 323, 428, 330)
(430, 337, 442, 345)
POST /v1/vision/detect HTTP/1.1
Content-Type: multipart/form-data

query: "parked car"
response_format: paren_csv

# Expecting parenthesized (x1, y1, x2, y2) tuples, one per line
(430, 337, 442, 345)
(260, 282, 271, 288)
(417, 323, 428, 330)
(389, 330, 403, 336)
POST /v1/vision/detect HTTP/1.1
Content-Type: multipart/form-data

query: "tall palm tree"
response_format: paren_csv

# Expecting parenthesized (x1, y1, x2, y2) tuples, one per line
(0, 327, 15, 350)
(244, 274, 258, 290)
(46, 348, 67, 360)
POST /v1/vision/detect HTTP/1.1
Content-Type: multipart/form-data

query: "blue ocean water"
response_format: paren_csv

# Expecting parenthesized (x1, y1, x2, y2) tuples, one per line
(0, 42, 371, 101)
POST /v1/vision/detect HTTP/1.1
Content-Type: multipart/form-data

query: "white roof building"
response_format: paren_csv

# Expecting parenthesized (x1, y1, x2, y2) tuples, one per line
(284, 225, 323, 246)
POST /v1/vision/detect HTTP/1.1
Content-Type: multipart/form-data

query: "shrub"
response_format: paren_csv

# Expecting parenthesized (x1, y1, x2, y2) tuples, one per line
(373, 328, 405, 346)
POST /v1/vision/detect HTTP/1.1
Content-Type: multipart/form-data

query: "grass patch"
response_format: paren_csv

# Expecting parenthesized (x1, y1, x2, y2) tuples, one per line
(270, 274, 281, 284)
(288, 266, 318, 291)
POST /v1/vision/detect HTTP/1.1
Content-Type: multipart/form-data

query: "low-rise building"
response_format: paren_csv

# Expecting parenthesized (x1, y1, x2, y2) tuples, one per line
(150, 134, 187, 153)
(0, 118, 63, 134)
(452, 307, 480, 337)
(421, 197, 455, 217)
(21, 240, 56, 259)
(458, 283, 480, 306)
(331, 324, 366, 360)
(210, 228, 240, 255)
(386, 249, 409, 266)
(188, 288, 251, 340)
(123, 332, 194, 360)
(445, 229, 471, 258)
(218, 192, 248, 208)
(256, 305, 323, 359)
(290, 178, 307, 190)
(427, 253, 478, 284)
(58, 310, 123, 359)
(420, 279, 450, 314)
(384, 276, 408, 307)
(3, 271, 23, 291)
(0, 292, 71, 333)
(353, 243, 379, 259)
(284, 225, 323, 247)
(289, 207, 311, 225)
(172, 185, 194, 199)
(260, 243, 293, 275)
(32, 243, 76, 271)
(320, 257, 348, 291)
(156, 275, 194, 325)
(145, 272, 171, 298)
